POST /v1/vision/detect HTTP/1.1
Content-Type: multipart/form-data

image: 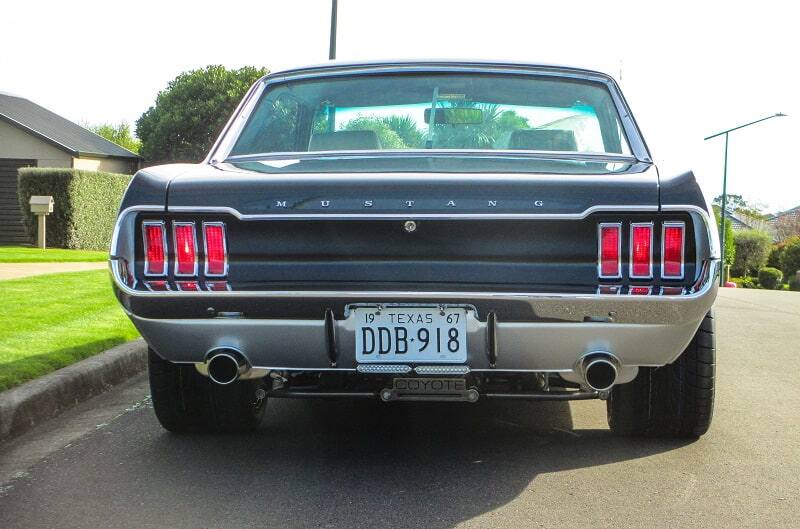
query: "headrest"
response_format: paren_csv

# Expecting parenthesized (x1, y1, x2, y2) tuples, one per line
(308, 130, 382, 151)
(507, 129, 578, 151)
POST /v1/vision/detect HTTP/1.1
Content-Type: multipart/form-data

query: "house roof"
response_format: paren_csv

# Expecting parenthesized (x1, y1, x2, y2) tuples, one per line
(769, 205, 800, 221)
(0, 92, 140, 160)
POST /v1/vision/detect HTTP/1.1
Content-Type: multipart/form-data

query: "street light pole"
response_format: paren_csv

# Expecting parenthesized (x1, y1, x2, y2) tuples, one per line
(705, 112, 786, 286)
(329, 0, 338, 60)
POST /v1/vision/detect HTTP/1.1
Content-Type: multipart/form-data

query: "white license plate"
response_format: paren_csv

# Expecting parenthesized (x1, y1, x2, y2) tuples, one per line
(354, 307, 468, 364)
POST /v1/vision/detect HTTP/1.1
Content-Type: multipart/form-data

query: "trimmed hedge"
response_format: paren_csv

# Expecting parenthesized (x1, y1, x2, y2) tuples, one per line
(757, 267, 783, 290)
(731, 276, 758, 289)
(17, 168, 131, 250)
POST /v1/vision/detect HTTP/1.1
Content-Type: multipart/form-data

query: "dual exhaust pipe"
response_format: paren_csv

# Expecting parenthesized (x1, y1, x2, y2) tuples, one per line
(579, 353, 619, 392)
(206, 348, 250, 385)
(205, 348, 618, 392)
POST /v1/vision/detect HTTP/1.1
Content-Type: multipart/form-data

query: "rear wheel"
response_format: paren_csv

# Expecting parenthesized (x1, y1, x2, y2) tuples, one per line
(148, 348, 266, 433)
(607, 311, 715, 438)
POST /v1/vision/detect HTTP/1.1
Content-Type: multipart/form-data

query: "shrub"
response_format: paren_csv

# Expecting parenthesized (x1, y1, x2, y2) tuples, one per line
(731, 276, 758, 289)
(731, 229, 771, 277)
(714, 209, 736, 269)
(757, 267, 783, 290)
(779, 237, 800, 280)
(17, 168, 131, 250)
(789, 277, 800, 292)
(767, 244, 784, 269)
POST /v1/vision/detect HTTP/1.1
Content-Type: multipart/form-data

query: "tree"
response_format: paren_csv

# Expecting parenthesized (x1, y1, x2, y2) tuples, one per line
(779, 236, 800, 280)
(342, 116, 415, 149)
(136, 65, 268, 163)
(714, 209, 736, 270)
(85, 121, 141, 154)
(713, 194, 767, 220)
(731, 229, 771, 277)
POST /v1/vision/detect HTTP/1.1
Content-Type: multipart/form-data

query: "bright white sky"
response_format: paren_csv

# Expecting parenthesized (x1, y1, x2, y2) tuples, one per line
(1, 0, 797, 211)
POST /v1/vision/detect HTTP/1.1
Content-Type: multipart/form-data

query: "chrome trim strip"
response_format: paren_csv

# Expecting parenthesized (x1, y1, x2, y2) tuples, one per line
(165, 204, 658, 221)
(224, 149, 638, 165)
(597, 222, 622, 279)
(629, 222, 654, 279)
(110, 259, 719, 302)
(661, 221, 685, 280)
(141, 221, 168, 277)
(172, 221, 199, 277)
(202, 222, 229, 277)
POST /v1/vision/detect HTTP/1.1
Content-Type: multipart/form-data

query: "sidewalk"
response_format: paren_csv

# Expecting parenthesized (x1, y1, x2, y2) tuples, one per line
(0, 262, 107, 281)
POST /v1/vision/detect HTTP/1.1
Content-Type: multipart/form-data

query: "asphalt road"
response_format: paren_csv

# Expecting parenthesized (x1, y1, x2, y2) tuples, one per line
(1, 288, 798, 529)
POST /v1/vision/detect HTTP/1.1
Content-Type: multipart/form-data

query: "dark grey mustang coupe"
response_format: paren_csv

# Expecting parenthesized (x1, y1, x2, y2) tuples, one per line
(110, 60, 718, 438)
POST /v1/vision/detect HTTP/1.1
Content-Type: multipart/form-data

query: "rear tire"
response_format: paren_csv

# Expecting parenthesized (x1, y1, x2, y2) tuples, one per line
(148, 348, 266, 433)
(607, 311, 715, 438)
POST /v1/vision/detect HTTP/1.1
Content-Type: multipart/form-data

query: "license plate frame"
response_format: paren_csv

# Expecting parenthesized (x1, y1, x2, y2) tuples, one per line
(353, 305, 468, 364)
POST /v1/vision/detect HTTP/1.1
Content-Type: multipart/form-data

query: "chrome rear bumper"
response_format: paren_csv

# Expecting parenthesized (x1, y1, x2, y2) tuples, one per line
(124, 260, 718, 384)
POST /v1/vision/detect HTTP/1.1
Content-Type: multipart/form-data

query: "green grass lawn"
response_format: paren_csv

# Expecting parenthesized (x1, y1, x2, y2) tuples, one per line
(0, 270, 138, 391)
(0, 246, 108, 263)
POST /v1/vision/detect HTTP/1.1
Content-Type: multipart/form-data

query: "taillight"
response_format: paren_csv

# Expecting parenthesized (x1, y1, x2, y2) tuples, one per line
(143, 221, 167, 276)
(173, 222, 197, 276)
(598, 223, 622, 278)
(205, 280, 231, 291)
(629, 286, 652, 295)
(203, 222, 228, 277)
(144, 280, 170, 292)
(662, 222, 685, 279)
(176, 280, 200, 291)
(630, 223, 653, 279)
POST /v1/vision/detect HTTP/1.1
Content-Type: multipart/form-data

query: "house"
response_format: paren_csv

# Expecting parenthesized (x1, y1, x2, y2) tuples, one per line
(0, 92, 141, 244)
(768, 205, 800, 241)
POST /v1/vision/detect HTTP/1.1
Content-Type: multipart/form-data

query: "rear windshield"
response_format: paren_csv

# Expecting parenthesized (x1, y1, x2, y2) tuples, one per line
(226, 72, 634, 173)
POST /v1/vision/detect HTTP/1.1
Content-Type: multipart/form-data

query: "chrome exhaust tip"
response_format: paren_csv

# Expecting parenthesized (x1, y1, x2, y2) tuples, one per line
(206, 348, 250, 385)
(581, 353, 619, 392)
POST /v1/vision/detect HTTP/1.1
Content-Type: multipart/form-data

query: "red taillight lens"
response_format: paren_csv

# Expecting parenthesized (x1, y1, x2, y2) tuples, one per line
(173, 222, 197, 276)
(662, 222, 685, 279)
(203, 223, 227, 277)
(143, 222, 166, 276)
(630, 223, 653, 278)
(144, 280, 170, 291)
(205, 280, 230, 291)
(598, 224, 621, 278)
(629, 286, 652, 295)
(176, 280, 199, 291)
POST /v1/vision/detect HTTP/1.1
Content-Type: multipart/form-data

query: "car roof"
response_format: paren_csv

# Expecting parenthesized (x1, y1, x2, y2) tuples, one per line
(264, 59, 616, 83)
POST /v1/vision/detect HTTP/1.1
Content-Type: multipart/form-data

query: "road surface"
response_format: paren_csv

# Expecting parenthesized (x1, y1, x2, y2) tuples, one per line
(1, 288, 798, 528)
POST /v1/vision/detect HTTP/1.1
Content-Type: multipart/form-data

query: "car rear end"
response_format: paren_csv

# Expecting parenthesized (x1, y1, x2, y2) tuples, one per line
(110, 61, 718, 436)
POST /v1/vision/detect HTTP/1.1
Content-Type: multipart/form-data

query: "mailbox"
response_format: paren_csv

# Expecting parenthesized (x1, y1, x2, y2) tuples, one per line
(29, 195, 54, 215)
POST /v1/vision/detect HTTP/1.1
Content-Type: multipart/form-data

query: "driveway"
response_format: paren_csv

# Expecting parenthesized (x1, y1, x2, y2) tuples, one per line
(0, 262, 107, 280)
(0, 288, 798, 529)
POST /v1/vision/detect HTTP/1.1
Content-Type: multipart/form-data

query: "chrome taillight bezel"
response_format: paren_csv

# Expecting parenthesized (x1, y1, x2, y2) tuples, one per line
(172, 221, 199, 277)
(661, 221, 686, 280)
(202, 221, 229, 277)
(629, 222, 654, 279)
(597, 222, 622, 279)
(142, 221, 168, 277)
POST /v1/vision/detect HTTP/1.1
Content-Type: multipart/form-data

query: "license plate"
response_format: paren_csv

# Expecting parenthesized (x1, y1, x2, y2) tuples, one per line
(354, 307, 468, 363)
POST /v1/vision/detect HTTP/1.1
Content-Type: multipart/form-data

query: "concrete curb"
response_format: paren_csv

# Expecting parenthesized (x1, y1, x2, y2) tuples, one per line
(0, 339, 147, 443)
